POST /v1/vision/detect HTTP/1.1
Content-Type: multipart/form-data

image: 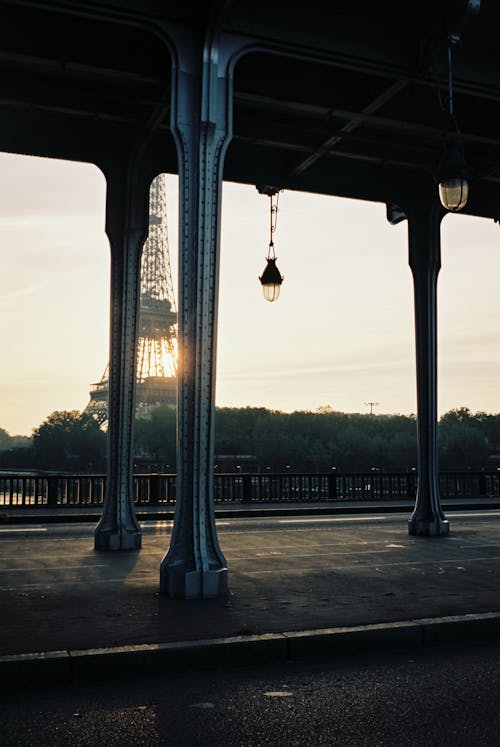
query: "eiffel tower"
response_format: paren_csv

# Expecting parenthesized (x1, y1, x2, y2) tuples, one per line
(86, 174, 177, 424)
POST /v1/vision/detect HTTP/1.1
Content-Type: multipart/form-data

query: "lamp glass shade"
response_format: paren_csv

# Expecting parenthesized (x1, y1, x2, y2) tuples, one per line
(262, 283, 281, 302)
(438, 177, 469, 212)
(259, 257, 283, 303)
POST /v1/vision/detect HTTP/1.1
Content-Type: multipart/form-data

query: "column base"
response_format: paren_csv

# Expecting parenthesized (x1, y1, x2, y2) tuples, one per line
(94, 529, 142, 551)
(160, 564, 228, 599)
(408, 517, 449, 537)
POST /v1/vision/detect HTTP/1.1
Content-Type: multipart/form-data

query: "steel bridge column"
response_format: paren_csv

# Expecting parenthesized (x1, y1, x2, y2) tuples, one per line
(159, 30, 243, 598)
(95, 163, 149, 551)
(407, 196, 449, 537)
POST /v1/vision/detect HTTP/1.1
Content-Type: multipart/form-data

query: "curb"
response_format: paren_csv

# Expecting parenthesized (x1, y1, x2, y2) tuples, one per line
(3, 611, 500, 689)
(4, 501, 500, 524)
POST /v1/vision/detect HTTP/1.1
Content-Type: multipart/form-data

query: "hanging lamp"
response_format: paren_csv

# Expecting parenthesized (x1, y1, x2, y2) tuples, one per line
(257, 186, 284, 302)
(437, 40, 469, 211)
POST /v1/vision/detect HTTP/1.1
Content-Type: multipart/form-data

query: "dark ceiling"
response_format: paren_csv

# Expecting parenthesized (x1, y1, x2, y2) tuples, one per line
(0, 0, 499, 217)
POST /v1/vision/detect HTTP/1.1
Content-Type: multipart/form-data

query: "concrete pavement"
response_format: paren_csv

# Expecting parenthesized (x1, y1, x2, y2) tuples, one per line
(2, 509, 500, 685)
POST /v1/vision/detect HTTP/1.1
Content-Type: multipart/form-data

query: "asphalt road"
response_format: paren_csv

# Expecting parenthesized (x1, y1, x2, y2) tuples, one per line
(3, 638, 500, 746)
(3, 509, 500, 655)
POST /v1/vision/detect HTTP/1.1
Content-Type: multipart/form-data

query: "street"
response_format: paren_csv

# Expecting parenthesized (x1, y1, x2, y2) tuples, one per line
(3, 637, 500, 746)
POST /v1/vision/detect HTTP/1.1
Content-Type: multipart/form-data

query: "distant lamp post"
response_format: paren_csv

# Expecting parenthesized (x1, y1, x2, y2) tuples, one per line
(365, 401, 379, 415)
(437, 37, 469, 211)
(257, 185, 284, 302)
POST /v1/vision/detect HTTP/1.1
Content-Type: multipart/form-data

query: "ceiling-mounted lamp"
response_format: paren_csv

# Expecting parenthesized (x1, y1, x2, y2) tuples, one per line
(438, 136, 469, 212)
(437, 36, 469, 212)
(256, 185, 284, 302)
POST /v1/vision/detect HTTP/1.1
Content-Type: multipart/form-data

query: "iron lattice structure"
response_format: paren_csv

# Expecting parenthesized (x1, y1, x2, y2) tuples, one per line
(86, 174, 177, 424)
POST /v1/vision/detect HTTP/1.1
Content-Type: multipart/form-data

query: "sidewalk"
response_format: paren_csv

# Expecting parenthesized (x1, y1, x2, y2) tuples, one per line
(2, 508, 500, 685)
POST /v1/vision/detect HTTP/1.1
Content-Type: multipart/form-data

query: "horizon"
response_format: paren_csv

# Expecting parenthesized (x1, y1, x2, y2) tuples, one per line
(0, 152, 499, 435)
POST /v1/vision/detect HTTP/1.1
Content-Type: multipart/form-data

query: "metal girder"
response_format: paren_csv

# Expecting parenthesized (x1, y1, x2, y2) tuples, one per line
(0, 95, 167, 127)
(0, 49, 161, 85)
(235, 93, 500, 152)
(232, 131, 500, 193)
(232, 134, 434, 174)
(290, 80, 408, 177)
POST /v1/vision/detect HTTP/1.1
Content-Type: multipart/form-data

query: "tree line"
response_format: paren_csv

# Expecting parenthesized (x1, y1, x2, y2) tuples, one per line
(0, 405, 499, 473)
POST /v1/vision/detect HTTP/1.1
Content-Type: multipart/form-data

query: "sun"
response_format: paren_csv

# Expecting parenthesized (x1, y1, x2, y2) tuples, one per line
(137, 337, 178, 381)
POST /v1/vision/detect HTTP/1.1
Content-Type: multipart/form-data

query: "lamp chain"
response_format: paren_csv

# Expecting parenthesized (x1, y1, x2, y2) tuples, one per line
(447, 44, 454, 120)
(268, 192, 280, 259)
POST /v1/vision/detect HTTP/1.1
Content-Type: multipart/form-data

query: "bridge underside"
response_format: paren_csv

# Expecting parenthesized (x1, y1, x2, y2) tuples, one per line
(0, 0, 498, 595)
(0, 2, 498, 214)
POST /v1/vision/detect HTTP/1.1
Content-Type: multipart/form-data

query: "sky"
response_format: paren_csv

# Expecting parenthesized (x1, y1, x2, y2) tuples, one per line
(0, 151, 499, 435)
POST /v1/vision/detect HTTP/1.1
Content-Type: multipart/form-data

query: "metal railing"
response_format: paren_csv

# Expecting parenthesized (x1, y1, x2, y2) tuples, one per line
(1, 471, 500, 509)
